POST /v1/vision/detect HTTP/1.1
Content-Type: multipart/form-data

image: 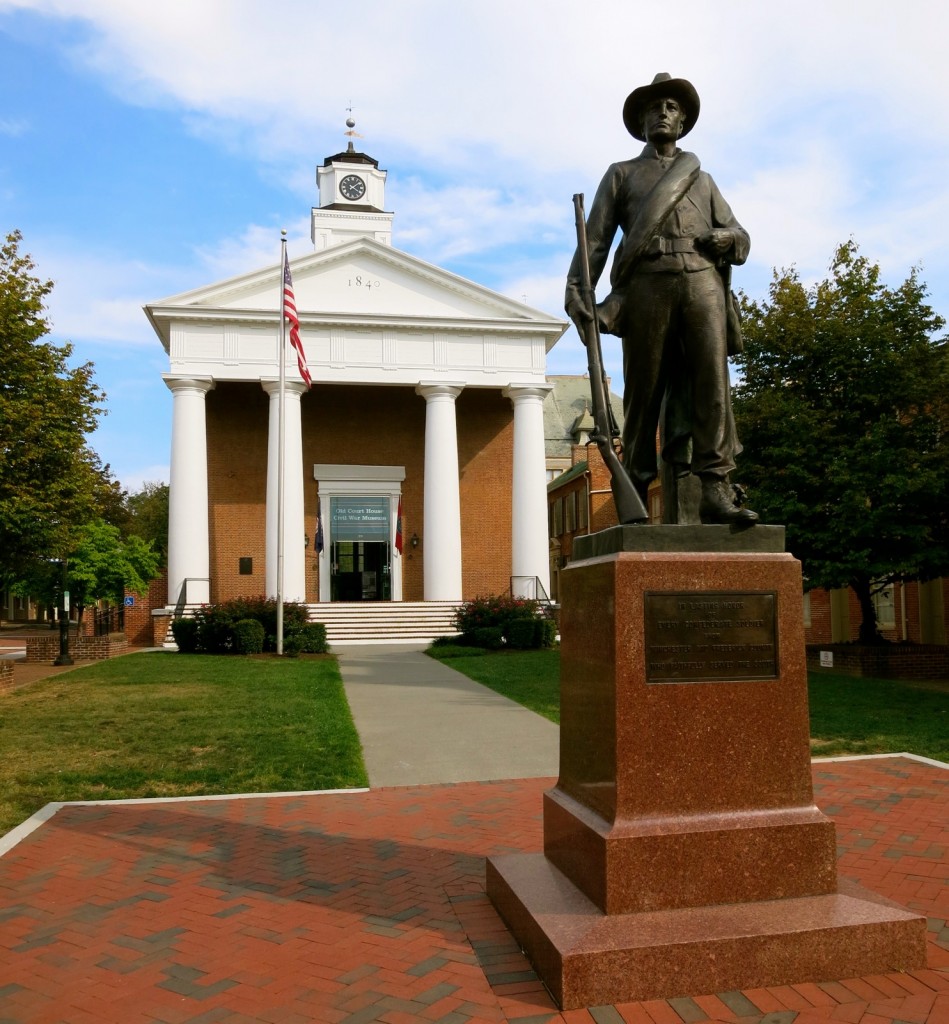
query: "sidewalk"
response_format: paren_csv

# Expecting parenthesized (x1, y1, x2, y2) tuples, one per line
(336, 644, 560, 787)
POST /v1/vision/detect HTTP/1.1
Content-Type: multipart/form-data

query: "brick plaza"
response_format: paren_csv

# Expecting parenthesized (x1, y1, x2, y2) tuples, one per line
(0, 755, 946, 1023)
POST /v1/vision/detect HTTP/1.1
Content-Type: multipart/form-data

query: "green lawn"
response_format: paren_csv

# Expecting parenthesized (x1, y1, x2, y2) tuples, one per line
(436, 649, 949, 762)
(0, 652, 367, 836)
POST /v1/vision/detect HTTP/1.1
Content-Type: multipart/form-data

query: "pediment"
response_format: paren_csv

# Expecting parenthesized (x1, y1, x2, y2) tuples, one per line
(149, 238, 551, 325)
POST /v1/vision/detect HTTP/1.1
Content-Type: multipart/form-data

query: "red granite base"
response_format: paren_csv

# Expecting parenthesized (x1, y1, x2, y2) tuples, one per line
(487, 531, 928, 1009)
(543, 786, 838, 914)
(486, 853, 928, 1010)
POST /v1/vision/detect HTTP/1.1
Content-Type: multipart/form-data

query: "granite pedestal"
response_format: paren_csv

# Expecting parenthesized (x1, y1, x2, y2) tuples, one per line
(487, 526, 926, 1009)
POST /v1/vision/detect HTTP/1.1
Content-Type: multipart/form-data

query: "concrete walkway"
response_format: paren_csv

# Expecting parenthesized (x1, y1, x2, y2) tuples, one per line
(336, 643, 560, 787)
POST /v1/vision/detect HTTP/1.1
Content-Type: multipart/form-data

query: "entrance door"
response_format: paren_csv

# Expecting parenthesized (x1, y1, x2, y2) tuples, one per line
(330, 541, 391, 602)
(328, 496, 393, 602)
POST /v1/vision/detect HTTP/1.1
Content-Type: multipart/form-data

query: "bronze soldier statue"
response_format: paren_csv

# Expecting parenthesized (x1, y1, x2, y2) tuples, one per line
(566, 73, 757, 525)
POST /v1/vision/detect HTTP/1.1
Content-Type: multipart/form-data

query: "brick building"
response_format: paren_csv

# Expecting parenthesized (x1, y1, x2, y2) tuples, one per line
(145, 139, 567, 614)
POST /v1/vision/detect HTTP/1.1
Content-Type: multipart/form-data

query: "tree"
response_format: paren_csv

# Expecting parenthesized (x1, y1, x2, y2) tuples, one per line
(13, 520, 160, 626)
(733, 240, 949, 643)
(0, 231, 121, 585)
(66, 520, 161, 624)
(124, 481, 169, 561)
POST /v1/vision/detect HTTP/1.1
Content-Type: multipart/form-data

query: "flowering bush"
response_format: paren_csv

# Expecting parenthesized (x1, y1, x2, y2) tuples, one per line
(452, 593, 556, 649)
(453, 594, 539, 635)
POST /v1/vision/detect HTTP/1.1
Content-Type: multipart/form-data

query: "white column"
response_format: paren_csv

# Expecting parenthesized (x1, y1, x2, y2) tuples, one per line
(262, 380, 308, 603)
(504, 384, 553, 599)
(164, 377, 214, 606)
(416, 383, 464, 601)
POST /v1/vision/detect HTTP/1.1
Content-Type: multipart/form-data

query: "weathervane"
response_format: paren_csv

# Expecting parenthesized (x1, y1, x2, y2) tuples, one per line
(344, 104, 363, 151)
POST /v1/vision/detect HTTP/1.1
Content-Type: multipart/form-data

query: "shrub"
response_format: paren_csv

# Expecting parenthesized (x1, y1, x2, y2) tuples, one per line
(283, 632, 304, 658)
(537, 618, 557, 648)
(288, 622, 328, 654)
(214, 596, 308, 652)
(465, 626, 505, 650)
(174, 597, 310, 654)
(232, 618, 265, 655)
(431, 633, 464, 647)
(171, 617, 201, 653)
(506, 618, 538, 650)
(190, 605, 234, 653)
(454, 594, 539, 636)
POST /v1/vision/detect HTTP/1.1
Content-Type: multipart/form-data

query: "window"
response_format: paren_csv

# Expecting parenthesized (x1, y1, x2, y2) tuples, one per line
(565, 491, 577, 533)
(553, 498, 564, 537)
(872, 583, 896, 629)
(578, 488, 588, 529)
(802, 590, 811, 628)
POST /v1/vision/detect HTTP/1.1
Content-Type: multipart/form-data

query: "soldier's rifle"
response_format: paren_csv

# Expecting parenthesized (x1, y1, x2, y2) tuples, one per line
(572, 194, 648, 524)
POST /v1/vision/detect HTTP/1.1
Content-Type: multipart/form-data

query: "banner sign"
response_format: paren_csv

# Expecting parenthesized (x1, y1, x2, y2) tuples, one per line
(331, 497, 390, 542)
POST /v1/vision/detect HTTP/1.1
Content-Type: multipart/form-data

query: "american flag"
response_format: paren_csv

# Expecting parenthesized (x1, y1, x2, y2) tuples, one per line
(283, 253, 312, 388)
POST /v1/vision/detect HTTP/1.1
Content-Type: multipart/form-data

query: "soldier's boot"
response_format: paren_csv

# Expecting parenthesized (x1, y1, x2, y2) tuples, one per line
(699, 476, 759, 525)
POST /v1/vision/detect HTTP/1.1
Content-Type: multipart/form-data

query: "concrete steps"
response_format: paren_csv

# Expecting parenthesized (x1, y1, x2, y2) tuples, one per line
(163, 601, 463, 648)
(308, 601, 462, 646)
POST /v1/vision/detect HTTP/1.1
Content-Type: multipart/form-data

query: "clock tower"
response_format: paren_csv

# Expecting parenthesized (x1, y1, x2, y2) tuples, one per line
(311, 131, 394, 250)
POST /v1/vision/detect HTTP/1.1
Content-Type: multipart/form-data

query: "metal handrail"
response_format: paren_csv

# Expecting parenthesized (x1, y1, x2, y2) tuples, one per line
(173, 578, 210, 620)
(510, 576, 555, 615)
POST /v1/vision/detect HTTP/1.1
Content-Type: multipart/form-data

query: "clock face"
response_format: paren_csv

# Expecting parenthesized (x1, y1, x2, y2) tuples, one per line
(339, 174, 366, 201)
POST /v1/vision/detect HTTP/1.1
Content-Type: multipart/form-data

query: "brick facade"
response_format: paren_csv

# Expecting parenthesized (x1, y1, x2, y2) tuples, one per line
(204, 380, 515, 605)
(124, 569, 168, 646)
(804, 578, 948, 646)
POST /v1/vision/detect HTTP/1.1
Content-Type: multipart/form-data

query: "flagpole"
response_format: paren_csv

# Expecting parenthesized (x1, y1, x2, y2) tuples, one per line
(277, 230, 287, 655)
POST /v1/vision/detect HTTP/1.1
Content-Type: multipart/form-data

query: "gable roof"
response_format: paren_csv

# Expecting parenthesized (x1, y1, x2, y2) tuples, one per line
(145, 236, 567, 352)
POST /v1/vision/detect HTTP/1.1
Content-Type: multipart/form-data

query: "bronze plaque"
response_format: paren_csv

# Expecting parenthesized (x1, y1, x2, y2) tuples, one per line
(644, 591, 778, 683)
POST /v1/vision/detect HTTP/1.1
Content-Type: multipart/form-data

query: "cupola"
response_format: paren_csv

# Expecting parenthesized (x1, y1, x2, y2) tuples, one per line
(311, 118, 394, 250)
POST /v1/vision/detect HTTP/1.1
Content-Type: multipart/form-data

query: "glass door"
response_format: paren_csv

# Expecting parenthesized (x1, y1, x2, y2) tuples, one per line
(329, 496, 392, 602)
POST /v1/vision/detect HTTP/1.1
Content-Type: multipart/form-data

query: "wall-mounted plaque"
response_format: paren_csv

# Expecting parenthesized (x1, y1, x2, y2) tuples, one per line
(644, 591, 778, 683)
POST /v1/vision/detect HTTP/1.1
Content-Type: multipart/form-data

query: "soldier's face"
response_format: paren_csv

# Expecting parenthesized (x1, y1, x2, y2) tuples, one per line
(642, 97, 686, 142)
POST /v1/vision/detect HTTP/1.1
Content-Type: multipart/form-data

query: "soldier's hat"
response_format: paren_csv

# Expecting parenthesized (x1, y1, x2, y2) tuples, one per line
(622, 73, 700, 141)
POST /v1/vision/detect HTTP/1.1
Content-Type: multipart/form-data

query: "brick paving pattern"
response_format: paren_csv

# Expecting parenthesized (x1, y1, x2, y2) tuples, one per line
(0, 755, 945, 1023)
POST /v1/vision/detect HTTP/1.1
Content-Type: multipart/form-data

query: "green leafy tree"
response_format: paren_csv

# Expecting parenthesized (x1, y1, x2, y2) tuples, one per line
(66, 520, 161, 625)
(124, 481, 169, 560)
(733, 241, 949, 643)
(0, 230, 121, 585)
(13, 520, 160, 626)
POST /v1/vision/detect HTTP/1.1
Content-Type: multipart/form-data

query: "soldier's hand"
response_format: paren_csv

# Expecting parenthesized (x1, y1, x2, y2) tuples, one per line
(566, 294, 595, 339)
(696, 229, 734, 258)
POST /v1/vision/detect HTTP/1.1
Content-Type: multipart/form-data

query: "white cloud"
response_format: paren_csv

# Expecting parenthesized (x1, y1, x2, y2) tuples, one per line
(119, 463, 169, 491)
(30, 241, 178, 346)
(192, 217, 311, 283)
(0, 116, 28, 135)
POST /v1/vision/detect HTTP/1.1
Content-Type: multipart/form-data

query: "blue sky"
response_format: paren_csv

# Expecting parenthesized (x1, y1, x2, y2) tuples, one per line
(3, 0, 949, 491)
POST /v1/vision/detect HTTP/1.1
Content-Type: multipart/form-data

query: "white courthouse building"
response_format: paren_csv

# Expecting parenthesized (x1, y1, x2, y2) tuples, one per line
(145, 140, 567, 625)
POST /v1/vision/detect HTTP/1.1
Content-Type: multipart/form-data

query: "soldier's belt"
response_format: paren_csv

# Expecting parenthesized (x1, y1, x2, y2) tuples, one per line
(644, 236, 699, 258)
